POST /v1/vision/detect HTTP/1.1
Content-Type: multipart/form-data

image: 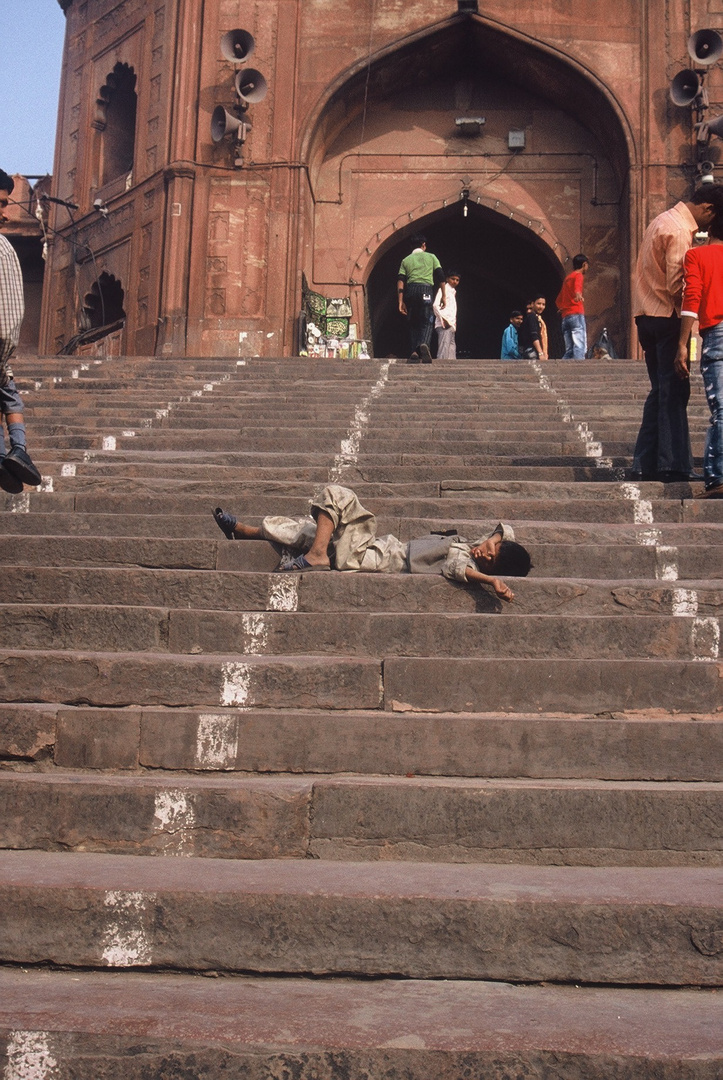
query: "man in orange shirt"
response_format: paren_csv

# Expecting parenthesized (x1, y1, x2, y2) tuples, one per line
(631, 185, 723, 482)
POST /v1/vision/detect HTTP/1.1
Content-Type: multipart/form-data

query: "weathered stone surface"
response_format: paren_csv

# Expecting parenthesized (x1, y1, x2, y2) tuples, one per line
(0, 704, 56, 760)
(0, 971, 720, 1079)
(383, 658, 723, 714)
(0, 852, 720, 985)
(55, 709, 141, 770)
(309, 776, 723, 865)
(137, 708, 723, 781)
(0, 652, 383, 710)
(0, 774, 310, 859)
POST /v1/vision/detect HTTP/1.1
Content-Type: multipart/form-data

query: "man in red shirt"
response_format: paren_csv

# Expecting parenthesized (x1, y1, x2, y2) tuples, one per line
(556, 253, 589, 359)
(675, 216, 723, 498)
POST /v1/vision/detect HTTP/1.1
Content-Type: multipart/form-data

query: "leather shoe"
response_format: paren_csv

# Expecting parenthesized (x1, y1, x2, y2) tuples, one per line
(694, 482, 723, 499)
(3, 447, 42, 486)
(419, 344, 432, 363)
(0, 461, 24, 494)
(656, 471, 691, 483)
(407, 352, 420, 364)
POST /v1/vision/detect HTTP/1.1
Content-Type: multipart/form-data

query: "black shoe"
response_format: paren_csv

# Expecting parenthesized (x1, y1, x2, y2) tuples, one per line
(0, 461, 24, 494)
(628, 470, 656, 482)
(3, 447, 41, 486)
(407, 352, 420, 364)
(419, 344, 432, 363)
(213, 506, 237, 539)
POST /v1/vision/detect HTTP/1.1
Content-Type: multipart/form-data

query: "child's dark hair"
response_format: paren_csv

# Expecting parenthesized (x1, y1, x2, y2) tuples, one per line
(510, 310, 522, 319)
(0, 170, 14, 194)
(492, 540, 532, 577)
(572, 253, 589, 270)
(708, 215, 723, 241)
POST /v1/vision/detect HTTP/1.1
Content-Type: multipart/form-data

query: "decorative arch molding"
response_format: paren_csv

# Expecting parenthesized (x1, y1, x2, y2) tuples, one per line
(301, 12, 636, 182)
(350, 186, 569, 287)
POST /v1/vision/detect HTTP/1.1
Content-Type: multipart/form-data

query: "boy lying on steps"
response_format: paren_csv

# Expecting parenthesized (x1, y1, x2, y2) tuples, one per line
(214, 484, 531, 604)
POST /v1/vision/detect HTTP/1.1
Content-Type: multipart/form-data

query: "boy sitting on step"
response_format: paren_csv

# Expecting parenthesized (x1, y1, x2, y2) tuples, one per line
(214, 484, 531, 604)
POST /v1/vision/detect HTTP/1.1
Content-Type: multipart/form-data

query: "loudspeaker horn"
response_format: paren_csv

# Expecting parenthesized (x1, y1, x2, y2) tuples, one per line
(234, 68, 268, 105)
(670, 69, 703, 106)
(705, 113, 723, 138)
(688, 29, 723, 66)
(220, 29, 255, 63)
(211, 105, 251, 143)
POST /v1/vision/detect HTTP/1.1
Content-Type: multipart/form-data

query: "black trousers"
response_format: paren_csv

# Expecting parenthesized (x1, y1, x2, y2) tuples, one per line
(404, 282, 435, 354)
(632, 314, 692, 476)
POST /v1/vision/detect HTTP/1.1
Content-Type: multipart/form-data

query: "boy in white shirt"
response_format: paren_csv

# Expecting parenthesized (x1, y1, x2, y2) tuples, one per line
(433, 271, 460, 360)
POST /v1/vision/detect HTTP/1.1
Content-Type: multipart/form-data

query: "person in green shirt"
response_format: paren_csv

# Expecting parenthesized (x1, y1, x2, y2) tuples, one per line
(397, 235, 446, 362)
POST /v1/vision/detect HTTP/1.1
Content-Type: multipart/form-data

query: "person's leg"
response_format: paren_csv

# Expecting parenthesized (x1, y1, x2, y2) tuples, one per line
(632, 316, 662, 477)
(561, 315, 574, 359)
(300, 510, 333, 567)
(0, 382, 41, 485)
(654, 315, 691, 477)
(570, 314, 587, 360)
(700, 330, 723, 491)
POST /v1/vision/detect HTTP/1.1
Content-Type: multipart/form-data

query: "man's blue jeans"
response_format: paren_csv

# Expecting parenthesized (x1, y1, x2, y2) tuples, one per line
(561, 313, 587, 359)
(700, 322, 723, 490)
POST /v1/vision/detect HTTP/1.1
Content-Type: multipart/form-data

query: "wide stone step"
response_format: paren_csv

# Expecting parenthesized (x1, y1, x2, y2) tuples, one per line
(0, 851, 719, 984)
(9, 565, 723, 615)
(1, 971, 718, 1080)
(1, 772, 719, 866)
(1, 651, 719, 712)
(2, 490, 702, 522)
(6, 605, 715, 660)
(0, 651, 381, 710)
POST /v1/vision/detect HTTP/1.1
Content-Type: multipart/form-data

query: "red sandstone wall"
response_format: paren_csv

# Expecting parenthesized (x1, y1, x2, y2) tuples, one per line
(41, 0, 723, 358)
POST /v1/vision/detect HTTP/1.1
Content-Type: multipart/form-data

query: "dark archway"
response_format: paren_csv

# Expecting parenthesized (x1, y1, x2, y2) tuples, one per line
(368, 205, 564, 359)
(82, 272, 126, 330)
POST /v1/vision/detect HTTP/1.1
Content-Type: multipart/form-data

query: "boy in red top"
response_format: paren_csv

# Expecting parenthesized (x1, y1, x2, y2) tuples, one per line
(676, 218, 723, 498)
(555, 253, 589, 359)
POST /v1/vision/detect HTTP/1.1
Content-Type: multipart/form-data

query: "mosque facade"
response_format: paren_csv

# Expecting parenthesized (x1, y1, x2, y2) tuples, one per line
(42, 0, 723, 358)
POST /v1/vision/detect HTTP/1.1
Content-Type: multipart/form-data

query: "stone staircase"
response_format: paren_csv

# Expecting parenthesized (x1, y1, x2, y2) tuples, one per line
(0, 353, 721, 1079)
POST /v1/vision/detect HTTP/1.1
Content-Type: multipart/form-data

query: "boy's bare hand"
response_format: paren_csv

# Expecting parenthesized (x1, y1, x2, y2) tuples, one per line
(490, 578, 514, 602)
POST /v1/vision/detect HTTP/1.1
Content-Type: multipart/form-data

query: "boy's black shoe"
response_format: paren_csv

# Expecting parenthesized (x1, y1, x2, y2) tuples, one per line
(2, 447, 41, 487)
(213, 506, 238, 539)
(419, 344, 432, 363)
(407, 352, 420, 364)
(0, 461, 24, 494)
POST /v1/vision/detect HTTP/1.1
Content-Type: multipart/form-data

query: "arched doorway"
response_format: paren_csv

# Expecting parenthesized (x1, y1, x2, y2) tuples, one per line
(367, 205, 564, 359)
(303, 14, 632, 357)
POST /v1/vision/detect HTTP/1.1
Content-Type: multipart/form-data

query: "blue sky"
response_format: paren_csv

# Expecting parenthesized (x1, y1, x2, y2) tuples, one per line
(3, 1, 67, 176)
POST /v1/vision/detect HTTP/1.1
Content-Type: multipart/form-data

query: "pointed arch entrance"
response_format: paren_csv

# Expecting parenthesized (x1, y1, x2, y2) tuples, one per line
(367, 204, 565, 359)
(303, 13, 633, 357)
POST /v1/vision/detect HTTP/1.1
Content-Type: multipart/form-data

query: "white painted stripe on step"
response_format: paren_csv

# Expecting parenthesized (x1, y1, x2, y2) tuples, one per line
(670, 590, 719, 660)
(672, 588, 698, 616)
(268, 576, 299, 611)
(122, 430, 136, 437)
(529, 359, 615, 470)
(82, 451, 97, 462)
(221, 662, 252, 707)
(692, 617, 721, 660)
(34, 381, 42, 390)
(242, 613, 268, 654)
(4, 1032, 58, 1079)
(80, 363, 89, 370)
(195, 713, 239, 768)
(102, 436, 116, 451)
(620, 483, 654, 525)
(328, 360, 396, 482)
(153, 790, 195, 855)
(61, 464, 76, 476)
(655, 545, 679, 582)
(71, 369, 79, 379)
(155, 408, 169, 420)
(39, 476, 53, 492)
(204, 383, 214, 391)
(9, 493, 30, 513)
(101, 891, 155, 967)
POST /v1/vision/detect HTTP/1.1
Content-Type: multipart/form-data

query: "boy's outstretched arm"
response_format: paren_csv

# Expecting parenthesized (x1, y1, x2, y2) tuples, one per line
(464, 565, 515, 603)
